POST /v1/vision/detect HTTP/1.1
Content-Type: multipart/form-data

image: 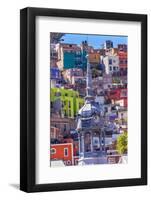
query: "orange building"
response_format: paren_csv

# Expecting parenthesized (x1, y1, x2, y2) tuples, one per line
(89, 52, 100, 64)
(51, 143, 74, 166)
(118, 51, 127, 69)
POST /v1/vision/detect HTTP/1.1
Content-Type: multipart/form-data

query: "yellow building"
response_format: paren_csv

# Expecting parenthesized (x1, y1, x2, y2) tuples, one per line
(89, 53, 100, 64)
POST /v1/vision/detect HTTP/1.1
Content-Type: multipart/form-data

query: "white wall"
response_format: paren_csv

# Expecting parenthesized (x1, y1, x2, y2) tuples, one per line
(0, 0, 150, 199)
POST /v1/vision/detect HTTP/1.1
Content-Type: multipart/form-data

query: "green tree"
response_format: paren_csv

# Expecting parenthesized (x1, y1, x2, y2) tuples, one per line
(116, 132, 128, 154)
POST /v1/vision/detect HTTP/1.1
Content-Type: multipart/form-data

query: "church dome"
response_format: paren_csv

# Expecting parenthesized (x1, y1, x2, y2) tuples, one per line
(78, 100, 100, 118)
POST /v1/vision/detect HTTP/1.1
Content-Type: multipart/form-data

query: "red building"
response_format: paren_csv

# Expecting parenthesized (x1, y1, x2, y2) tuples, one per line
(109, 88, 127, 107)
(73, 156, 79, 165)
(118, 44, 127, 74)
(51, 143, 74, 166)
(62, 138, 79, 156)
(118, 51, 127, 70)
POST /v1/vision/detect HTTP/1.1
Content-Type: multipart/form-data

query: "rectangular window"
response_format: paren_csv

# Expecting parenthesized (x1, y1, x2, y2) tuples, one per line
(64, 124, 66, 131)
(64, 148, 68, 157)
(68, 101, 71, 107)
(109, 59, 112, 65)
(113, 66, 116, 71)
(64, 110, 67, 117)
(120, 60, 123, 64)
(69, 110, 72, 117)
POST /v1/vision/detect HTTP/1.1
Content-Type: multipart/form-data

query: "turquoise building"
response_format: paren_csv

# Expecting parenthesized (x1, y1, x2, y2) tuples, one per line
(63, 50, 87, 69)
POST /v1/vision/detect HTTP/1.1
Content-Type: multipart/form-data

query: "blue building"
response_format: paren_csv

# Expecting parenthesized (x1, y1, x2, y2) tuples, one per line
(50, 67, 61, 87)
(51, 67, 60, 79)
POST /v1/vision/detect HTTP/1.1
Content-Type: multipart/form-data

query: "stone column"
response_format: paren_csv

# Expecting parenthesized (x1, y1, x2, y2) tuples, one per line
(81, 132, 85, 157)
(90, 131, 93, 153)
(102, 130, 105, 152)
(99, 129, 102, 152)
(78, 134, 81, 156)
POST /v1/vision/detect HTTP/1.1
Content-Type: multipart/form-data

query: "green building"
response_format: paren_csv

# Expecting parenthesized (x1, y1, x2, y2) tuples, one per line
(51, 88, 84, 118)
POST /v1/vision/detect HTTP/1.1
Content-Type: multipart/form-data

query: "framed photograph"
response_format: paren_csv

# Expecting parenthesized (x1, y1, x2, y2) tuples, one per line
(20, 7, 147, 192)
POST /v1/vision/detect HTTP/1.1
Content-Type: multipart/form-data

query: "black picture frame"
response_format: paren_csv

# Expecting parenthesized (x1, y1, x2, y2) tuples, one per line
(20, 7, 147, 193)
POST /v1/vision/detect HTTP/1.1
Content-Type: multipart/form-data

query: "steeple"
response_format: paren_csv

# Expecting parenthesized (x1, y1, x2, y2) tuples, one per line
(85, 55, 94, 101)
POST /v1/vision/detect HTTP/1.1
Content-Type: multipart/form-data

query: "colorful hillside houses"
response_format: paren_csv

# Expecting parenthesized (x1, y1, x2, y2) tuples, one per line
(50, 35, 128, 167)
